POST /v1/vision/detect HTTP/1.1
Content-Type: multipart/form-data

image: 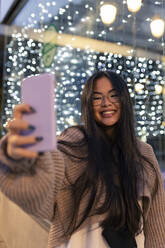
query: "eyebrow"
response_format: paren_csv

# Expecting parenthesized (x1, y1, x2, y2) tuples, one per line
(93, 89, 116, 94)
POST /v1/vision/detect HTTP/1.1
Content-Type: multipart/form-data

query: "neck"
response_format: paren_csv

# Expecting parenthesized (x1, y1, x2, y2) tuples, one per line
(104, 125, 117, 140)
(96, 122, 118, 141)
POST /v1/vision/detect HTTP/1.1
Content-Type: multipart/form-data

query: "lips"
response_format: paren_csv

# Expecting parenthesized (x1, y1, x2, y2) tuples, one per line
(101, 110, 116, 118)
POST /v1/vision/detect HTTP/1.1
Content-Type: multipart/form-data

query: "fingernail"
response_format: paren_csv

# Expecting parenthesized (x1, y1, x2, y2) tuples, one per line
(29, 106, 36, 113)
(38, 152, 44, 156)
(28, 125, 36, 130)
(36, 136, 43, 142)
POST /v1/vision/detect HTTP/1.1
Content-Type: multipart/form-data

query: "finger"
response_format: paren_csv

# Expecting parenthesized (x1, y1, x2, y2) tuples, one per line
(8, 135, 43, 147)
(6, 119, 34, 132)
(9, 147, 38, 159)
(13, 103, 35, 119)
(7, 135, 43, 159)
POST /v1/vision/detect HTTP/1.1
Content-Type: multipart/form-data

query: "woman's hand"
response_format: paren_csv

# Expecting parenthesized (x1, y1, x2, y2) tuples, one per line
(6, 103, 41, 160)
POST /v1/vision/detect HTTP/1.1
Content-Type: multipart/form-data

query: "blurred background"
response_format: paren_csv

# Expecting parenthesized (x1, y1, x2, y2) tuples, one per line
(0, 0, 164, 170)
(0, 1, 164, 247)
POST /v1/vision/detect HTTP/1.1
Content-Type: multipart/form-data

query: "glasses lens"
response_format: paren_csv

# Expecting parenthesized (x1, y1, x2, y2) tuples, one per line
(108, 92, 120, 103)
(92, 95, 102, 105)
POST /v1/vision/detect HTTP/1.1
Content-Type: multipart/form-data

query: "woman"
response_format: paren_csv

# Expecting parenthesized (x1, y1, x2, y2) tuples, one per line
(0, 71, 164, 248)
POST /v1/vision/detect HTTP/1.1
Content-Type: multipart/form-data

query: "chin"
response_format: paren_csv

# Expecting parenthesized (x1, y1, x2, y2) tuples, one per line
(101, 118, 119, 126)
(97, 120, 118, 129)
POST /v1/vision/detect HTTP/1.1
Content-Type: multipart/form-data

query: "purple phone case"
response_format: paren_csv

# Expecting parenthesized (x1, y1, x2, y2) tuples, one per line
(21, 73, 56, 152)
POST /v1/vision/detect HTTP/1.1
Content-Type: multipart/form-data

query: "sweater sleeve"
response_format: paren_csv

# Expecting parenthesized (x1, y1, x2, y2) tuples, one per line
(0, 134, 65, 222)
(0, 126, 86, 223)
(143, 145, 165, 248)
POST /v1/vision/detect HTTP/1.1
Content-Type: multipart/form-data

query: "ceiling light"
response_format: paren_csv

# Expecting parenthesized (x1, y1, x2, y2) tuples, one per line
(100, 4, 117, 25)
(127, 0, 142, 13)
(150, 17, 165, 38)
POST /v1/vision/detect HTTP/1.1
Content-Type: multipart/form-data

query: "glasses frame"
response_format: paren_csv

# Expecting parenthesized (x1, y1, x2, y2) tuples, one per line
(92, 91, 121, 106)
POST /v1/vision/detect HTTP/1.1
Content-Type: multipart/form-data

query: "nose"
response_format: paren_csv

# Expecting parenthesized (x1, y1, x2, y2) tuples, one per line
(101, 95, 112, 106)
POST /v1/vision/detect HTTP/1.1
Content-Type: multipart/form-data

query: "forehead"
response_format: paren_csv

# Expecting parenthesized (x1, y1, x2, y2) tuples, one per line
(93, 76, 114, 93)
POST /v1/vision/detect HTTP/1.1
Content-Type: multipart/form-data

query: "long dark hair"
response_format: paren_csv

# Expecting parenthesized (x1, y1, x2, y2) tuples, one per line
(58, 70, 157, 238)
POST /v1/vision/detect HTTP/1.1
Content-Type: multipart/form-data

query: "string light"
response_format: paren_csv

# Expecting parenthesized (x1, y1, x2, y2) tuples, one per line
(155, 84, 163, 94)
(135, 83, 144, 92)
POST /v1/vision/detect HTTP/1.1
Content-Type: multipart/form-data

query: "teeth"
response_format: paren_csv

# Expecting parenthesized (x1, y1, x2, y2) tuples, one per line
(102, 111, 115, 114)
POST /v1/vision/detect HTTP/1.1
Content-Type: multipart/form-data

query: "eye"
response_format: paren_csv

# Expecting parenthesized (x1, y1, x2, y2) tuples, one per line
(92, 95, 102, 100)
(111, 94, 119, 98)
(93, 96, 102, 100)
(108, 92, 120, 102)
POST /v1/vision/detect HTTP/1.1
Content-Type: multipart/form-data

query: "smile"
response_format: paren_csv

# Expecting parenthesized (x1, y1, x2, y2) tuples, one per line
(101, 110, 116, 117)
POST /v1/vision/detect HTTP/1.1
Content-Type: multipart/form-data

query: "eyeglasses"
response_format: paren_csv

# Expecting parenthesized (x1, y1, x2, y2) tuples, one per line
(92, 92, 120, 106)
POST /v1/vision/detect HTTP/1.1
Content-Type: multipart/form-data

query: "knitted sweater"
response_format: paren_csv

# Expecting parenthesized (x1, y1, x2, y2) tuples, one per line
(0, 127, 164, 248)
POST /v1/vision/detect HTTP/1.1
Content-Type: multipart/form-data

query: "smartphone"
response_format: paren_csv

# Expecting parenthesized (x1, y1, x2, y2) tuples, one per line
(21, 73, 56, 152)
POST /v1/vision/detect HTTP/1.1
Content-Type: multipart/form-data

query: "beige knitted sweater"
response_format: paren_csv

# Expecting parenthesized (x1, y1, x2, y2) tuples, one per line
(0, 127, 164, 248)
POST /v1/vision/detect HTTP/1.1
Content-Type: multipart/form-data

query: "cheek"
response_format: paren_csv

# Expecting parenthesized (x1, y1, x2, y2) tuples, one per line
(93, 107, 100, 120)
(116, 110, 121, 121)
(117, 106, 121, 119)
